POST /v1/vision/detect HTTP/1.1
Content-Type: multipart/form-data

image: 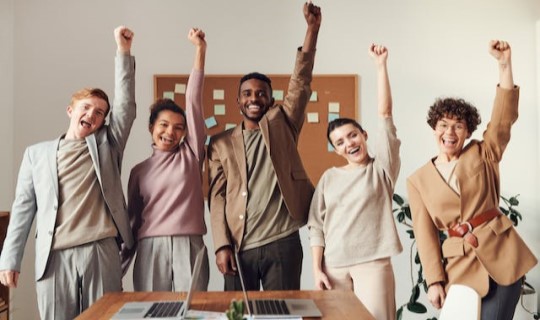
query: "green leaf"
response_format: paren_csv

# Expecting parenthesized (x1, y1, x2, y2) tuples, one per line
(411, 285, 420, 302)
(398, 212, 405, 223)
(404, 206, 412, 220)
(393, 193, 404, 205)
(510, 208, 522, 220)
(510, 215, 518, 226)
(396, 307, 403, 320)
(406, 302, 427, 314)
(509, 195, 520, 206)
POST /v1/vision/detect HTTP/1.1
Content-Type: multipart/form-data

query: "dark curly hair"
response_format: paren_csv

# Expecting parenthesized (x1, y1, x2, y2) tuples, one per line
(149, 98, 186, 127)
(426, 98, 481, 134)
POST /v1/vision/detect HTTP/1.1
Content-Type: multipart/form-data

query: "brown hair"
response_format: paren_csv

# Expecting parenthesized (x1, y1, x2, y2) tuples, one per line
(426, 98, 481, 134)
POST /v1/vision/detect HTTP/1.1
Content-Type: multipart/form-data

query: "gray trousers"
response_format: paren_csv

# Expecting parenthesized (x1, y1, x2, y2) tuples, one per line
(133, 235, 209, 292)
(36, 237, 122, 320)
(480, 277, 523, 320)
(225, 231, 303, 291)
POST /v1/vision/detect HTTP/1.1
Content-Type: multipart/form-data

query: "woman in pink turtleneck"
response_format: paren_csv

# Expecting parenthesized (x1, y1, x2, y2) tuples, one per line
(121, 28, 209, 292)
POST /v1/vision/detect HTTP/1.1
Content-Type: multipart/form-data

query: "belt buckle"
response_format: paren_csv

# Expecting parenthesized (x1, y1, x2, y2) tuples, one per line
(461, 221, 473, 234)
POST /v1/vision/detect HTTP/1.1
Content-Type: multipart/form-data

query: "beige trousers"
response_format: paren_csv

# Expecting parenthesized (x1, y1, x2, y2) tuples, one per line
(325, 257, 396, 320)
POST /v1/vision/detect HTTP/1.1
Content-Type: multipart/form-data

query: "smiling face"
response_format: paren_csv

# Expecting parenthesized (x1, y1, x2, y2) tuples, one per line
(434, 116, 470, 161)
(237, 78, 274, 128)
(150, 109, 186, 151)
(329, 123, 370, 167)
(65, 96, 108, 140)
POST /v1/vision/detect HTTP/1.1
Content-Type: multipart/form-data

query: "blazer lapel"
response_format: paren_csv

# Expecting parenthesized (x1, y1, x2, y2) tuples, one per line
(47, 138, 62, 199)
(231, 125, 248, 186)
(86, 135, 102, 186)
(428, 159, 461, 198)
(259, 116, 271, 155)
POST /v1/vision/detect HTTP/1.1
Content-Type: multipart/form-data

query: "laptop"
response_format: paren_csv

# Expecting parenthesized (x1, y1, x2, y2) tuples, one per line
(111, 246, 206, 320)
(234, 250, 322, 319)
(439, 284, 480, 320)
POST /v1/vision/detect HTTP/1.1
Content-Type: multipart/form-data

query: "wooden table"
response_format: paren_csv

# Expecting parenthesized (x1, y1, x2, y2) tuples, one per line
(76, 290, 375, 320)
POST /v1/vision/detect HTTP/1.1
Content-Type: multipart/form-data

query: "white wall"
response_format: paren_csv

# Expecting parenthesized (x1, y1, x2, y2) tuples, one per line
(0, 0, 14, 206)
(3, 0, 540, 319)
(0, 0, 17, 312)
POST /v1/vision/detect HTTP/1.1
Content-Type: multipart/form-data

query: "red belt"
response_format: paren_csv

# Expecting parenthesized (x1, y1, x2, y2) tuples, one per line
(448, 208, 500, 248)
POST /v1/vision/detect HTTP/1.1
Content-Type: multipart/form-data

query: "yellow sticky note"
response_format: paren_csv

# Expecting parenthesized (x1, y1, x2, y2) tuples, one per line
(174, 83, 186, 94)
(213, 89, 225, 100)
(307, 112, 319, 123)
(328, 102, 340, 113)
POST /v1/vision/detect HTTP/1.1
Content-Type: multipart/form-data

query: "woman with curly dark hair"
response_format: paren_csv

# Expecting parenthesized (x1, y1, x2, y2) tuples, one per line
(406, 40, 537, 320)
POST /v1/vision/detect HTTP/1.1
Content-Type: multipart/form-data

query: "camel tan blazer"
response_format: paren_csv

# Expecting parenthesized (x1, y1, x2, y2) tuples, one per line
(407, 86, 537, 297)
(207, 49, 315, 252)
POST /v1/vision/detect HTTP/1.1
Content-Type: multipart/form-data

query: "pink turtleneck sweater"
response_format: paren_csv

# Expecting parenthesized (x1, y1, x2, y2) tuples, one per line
(127, 69, 206, 241)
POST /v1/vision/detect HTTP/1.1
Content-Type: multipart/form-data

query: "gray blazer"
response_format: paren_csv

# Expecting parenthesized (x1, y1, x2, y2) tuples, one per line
(0, 54, 136, 281)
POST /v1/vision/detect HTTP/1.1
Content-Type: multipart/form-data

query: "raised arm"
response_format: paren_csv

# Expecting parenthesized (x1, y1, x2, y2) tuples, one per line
(110, 26, 136, 155)
(185, 28, 207, 161)
(489, 40, 513, 89)
(115, 26, 133, 56)
(282, 2, 322, 131)
(188, 28, 206, 71)
(301, 1, 322, 53)
(369, 44, 392, 118)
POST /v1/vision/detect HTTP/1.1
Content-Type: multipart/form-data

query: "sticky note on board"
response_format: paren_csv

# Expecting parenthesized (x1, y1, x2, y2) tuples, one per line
(214, 104, 226, 115)
(328, 113, 340, 122)
(163, 91, 175, 99)
(213, 89, 225, 100)
(307, 112, 319, 123)
(327, 142, 334, 152)
(225, 123, 237, 130)
(205, 135, 211, 145)
(174, 83, 186, 94)
(205, 116, 218, 128)
(328, 102, 340, 113)
(310, 91, 318, 102)
(273, 90, 284, 101)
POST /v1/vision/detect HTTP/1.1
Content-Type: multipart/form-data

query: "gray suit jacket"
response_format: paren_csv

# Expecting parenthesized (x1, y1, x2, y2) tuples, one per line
(0, 54, 136, 281)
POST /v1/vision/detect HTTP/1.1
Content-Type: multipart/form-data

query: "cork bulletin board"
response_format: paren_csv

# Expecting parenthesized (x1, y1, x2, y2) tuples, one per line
(154, 74, 358, 195)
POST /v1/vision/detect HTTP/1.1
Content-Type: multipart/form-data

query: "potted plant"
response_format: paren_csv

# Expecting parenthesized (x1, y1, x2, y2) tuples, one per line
(392, 193, 539, 320)
(226, 299, 246, 320)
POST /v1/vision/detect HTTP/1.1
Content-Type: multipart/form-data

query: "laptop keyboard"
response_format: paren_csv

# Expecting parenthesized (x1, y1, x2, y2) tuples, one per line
(250, 299, 290, 315)
(144, 301, 183, 318)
